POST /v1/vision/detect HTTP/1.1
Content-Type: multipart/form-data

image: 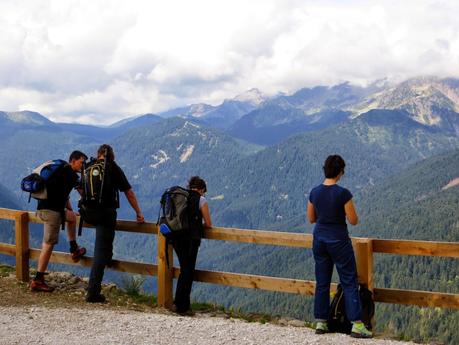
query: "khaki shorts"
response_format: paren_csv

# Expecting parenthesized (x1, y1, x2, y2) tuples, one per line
(37, 210, 62, 245)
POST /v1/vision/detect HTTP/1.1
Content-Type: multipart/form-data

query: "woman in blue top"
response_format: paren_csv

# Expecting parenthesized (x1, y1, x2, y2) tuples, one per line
(307, 155, 372, 338)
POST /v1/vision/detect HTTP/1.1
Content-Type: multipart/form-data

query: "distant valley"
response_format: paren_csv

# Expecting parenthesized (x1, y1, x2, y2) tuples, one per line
(0, 76, 458, 344)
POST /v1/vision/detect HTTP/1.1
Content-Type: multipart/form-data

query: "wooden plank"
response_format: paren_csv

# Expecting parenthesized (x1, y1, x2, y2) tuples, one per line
(172, 267, 338, 296)
(27, 213, 158, 235)
(29, 249, 157, 276)
(0, 243, 16, 256)
(27, 211, 42, 224)
(0, 208, 21, 220)
(373, 239, 459, 258)
(204, 227, 313, 248)
(15, 212, 29, 282)
(374, 288, 459, 309)
(157, 235, 173, 307)
(114, 220, 158, 234)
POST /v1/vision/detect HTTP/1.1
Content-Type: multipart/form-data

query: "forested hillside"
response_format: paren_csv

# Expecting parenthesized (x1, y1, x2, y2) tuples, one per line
(0, 183, 20, 263)
(194, 149, 459, 345)
(0, 77, 458, 344)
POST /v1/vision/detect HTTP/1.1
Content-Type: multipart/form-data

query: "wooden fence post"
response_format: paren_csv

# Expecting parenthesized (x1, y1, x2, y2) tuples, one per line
(15, 211, 29, 282)
(157, 233, 173, 308)
(354, 239, 374, 290)
(354, 238, 375, 329)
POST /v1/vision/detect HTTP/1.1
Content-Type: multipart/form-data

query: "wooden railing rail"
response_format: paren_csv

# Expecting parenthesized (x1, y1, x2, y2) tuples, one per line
(0, 207, 458, 312)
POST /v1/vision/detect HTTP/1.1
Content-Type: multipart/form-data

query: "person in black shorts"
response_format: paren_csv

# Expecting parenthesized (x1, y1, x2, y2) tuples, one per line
(31, 150, 88, 292)
(86, 144, 145, 303)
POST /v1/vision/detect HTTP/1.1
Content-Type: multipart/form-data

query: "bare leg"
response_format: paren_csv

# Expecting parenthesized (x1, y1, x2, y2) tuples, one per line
(65, 210, 77, 241)
(37, 242, 54, 273)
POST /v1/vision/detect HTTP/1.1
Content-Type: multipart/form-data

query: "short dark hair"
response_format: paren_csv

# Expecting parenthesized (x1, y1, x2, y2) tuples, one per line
(188, 176, 207, 193)
(97, 144, 115, 161)
(68, 150, 87, 162)
(323, 155, 346, 179)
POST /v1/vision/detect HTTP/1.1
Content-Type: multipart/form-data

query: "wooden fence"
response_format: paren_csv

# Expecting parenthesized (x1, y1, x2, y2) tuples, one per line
(0, 207, 458, 311)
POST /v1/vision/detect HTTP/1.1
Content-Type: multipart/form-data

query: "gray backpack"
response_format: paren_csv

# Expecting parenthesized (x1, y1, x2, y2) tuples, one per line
(158, 186, 190, 238)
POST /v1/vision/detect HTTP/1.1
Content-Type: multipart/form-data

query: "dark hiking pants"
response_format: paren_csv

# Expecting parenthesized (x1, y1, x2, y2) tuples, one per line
(172, 238, 200, 312)
(313, 237, 362, 321)
(87, 209, 117, 297)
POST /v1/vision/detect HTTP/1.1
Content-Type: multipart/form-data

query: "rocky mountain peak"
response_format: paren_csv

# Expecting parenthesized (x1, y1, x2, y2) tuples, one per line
(351, 77, 459, 128)
(186, 103, 214, 118)
(233, 88, 266, 105)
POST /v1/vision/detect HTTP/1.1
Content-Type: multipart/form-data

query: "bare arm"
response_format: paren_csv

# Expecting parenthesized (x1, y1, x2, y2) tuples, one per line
(307, 201, 317, 224)
(66, 199, 73, 211)
(124, 189, 145, 223)
(344, 199, 359, 225)
(200, 203, 212, 229)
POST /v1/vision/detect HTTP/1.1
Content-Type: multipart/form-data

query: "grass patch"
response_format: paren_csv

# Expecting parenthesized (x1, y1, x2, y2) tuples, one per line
(0, 264, 14, 277)
(117, 274, 157, 307)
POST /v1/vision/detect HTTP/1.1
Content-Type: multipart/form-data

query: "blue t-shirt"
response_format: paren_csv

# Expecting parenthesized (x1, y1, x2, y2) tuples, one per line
(308, 184, 353, 240)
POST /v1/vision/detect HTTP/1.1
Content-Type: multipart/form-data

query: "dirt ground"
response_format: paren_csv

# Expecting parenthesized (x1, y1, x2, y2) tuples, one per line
(0, 264, 157, 313)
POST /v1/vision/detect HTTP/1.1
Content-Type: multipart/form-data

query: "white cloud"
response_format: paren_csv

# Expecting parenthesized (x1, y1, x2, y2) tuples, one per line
(0, 0, 459, 124)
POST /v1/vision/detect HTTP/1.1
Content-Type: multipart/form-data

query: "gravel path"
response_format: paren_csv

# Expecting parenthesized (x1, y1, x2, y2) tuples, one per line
(0, 306, 415, 345)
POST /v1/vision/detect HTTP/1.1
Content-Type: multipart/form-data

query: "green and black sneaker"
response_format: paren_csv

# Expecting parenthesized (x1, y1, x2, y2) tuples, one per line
(315, 321, 329, 334)
(350, 322, 372, 338)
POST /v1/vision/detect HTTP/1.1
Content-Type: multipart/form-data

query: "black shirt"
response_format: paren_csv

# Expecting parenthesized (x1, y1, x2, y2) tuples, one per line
(187, 190, 204, 239)
(37, 165, 79, 213)
(99, 160, 131, 209)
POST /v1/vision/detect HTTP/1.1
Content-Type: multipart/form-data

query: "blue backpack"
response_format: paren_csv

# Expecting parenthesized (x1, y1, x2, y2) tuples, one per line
(21, 159, 67, 202)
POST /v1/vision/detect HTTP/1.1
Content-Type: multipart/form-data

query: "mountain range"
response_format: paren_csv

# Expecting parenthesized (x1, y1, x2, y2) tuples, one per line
(0, 76, 458, 344)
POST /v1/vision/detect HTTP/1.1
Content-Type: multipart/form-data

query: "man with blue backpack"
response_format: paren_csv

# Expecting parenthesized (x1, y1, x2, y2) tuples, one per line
(29, 150, 88, 292)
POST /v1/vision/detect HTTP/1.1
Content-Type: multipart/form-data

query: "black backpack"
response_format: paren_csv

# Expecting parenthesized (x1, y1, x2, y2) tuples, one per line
(81, 159, 106, 205)
(327, 284, 375, 334)
(157, 186, 190, 239)
(78, 152, 117, 233)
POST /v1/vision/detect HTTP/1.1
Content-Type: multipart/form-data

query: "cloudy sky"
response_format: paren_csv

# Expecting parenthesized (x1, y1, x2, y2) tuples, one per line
(1, 0, 458, 124)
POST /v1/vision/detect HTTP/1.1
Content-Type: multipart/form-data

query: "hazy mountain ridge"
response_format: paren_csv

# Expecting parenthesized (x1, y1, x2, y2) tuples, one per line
(226, 83, 374, 144)
(226, 77, 459, 144)
(1, 77, 459, 344)
(0, 111, 56, 127)
(212, 108, 459, 230)
(112, 117, 255, 217)
(352, 76, 459, 134)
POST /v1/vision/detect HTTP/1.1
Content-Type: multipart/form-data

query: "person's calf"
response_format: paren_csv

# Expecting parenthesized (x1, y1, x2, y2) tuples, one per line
(37, 242, 54, 273)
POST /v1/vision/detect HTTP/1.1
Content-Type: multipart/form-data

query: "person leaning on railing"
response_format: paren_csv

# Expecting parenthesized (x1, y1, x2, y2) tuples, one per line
(85, 144, 145, 303)
(307, 154, 372, 338)
(170, 176, 212, 315)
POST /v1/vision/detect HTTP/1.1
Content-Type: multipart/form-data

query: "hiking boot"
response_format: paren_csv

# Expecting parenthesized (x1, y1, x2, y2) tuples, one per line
(177, 309, 195, 316)
(30, 278, 55, 292)
(71, 246, 87, 263)
(86, 293, 106, 303)
(315, 321, 329, 334)
(170, 304, 194, 316)
(351, 322, 372, 338)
